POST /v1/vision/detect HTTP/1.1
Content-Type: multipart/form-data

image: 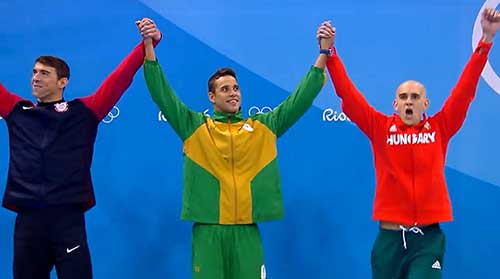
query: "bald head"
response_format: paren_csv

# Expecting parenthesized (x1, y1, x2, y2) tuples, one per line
(396, 80, 427, 99)
(393, 80, 430, 126)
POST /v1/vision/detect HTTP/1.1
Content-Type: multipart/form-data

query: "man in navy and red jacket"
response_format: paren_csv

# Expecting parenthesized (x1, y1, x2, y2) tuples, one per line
(0, 18, 161, 278)
(318, 8, 500, 279)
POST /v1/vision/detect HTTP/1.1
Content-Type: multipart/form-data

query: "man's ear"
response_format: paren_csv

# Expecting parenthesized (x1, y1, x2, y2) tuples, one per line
(424, 98, 430, 110)
(57, 77, 68, 89)
(208, 91, 215, 104)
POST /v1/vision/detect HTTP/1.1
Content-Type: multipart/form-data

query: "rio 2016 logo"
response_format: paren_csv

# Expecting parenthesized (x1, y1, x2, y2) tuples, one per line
(473, 1, 500, 94)
(322, 108, 351, 122)
(158, 109, 210, 122)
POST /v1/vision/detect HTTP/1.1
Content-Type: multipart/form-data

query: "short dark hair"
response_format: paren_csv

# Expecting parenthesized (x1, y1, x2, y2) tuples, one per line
(35, 56, 70, 80)
(208, 67, 237, 92)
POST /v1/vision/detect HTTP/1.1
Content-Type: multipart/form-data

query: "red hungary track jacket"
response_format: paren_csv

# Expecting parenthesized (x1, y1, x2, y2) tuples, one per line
(326, 41, 492, 225)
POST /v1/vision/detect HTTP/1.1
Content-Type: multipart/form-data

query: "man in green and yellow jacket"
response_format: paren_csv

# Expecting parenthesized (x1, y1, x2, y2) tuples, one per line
(138, 19, 334, 279)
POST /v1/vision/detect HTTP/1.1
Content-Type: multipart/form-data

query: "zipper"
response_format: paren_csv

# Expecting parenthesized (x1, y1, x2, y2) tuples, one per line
(39, 150, 46, 206)
(410, 133, 418, 225)
(228, 118, 238, 223)
(39, 112, 50, 206)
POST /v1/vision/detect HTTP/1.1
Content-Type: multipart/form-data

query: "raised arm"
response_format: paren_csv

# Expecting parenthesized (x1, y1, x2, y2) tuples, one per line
(258, 21, 331, 137)
(140, 21, 204, 140)
(437, 8, 500, 137)
(79, 18, 161, 121)
(0, 83, 23, 118)
(323, 22, 383, 139)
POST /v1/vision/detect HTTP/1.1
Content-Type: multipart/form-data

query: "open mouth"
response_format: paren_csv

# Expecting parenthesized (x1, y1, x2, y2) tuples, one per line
(227, 99, 238, 105)
(405, 108, 413, 118)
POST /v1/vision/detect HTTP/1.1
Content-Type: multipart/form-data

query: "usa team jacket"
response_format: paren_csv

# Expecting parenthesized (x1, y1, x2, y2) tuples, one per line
(0, 40, 156, 212)
(144, 60, 324, 224)
(326, 41, 492, 225)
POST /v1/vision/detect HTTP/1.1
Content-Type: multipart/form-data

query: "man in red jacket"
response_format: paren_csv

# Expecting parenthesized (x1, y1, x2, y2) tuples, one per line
(318, 8, 500, 279)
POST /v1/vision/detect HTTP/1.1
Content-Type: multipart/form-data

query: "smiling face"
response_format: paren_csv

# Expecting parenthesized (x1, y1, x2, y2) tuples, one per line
(31, 56, 70, 103)
(31, 63, 66, 102)
(393, 80, 430, 126)
(207, 68, 241, 114)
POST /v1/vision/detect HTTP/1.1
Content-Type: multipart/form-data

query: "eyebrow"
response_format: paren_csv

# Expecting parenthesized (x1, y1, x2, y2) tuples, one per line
(219, 84, 238, 88)
(399, 92, 422, 96)
(33, 68, 51, 74)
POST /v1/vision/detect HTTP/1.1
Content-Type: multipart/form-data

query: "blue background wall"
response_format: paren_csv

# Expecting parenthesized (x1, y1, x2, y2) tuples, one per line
(1, 0, 500, 278)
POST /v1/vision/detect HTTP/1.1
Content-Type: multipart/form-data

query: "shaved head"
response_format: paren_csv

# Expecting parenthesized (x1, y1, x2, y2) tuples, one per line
(393, 80, 430, 126)
(396, 80, 427, 99)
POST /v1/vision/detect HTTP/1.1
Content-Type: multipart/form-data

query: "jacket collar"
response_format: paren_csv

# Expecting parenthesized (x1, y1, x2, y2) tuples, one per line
(37, 99, 65, 107)
(393, 113, 429, 130)
(212, 110, 244, 123)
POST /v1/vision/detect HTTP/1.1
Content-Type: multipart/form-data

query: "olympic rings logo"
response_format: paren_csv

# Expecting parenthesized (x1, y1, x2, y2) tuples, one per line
(248, 106, 274, 116)
(102, 106, 120, 124)
(473, 1, 500, 95)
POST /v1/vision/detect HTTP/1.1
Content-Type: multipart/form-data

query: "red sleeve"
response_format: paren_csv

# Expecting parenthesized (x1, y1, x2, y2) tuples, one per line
(326, 49, 385, 139)
(0, 83, 23, 118)
(80, 38, 161, 120)
(436, 40, 491, 138)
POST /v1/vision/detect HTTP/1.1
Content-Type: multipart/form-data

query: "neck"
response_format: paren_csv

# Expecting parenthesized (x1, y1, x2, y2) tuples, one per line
(37, 93, 63, 103)
(214, 108, 238, 115)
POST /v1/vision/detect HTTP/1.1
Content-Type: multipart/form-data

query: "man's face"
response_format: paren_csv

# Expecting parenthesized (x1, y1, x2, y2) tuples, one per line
(31, 62, 67, 102)
(209, 75, 241, 114)
(393, 81, 429, 126)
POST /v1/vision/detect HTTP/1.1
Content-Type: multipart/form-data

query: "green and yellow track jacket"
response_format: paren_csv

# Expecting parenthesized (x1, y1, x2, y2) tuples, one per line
(144, 60, 324, 224)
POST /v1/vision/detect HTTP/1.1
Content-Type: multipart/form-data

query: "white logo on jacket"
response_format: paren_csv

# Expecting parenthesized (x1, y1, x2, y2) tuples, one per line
(242, 123, 254, 132)
(386, 132, 436, 146)
(424, 121, 431, 130)
(54, 102, 68, 112)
